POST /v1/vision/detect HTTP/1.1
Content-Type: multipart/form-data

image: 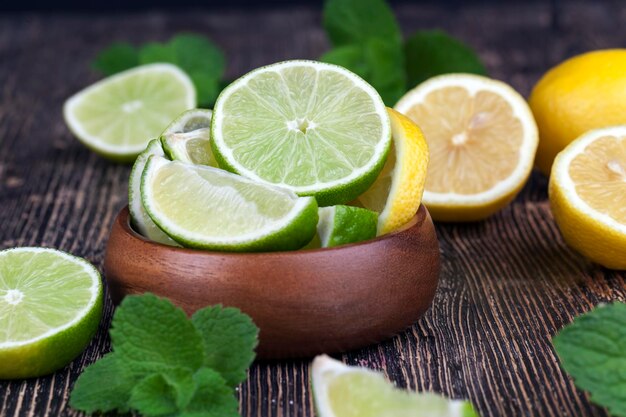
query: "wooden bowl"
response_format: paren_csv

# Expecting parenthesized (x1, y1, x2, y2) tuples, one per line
(104, 205, 440, 359)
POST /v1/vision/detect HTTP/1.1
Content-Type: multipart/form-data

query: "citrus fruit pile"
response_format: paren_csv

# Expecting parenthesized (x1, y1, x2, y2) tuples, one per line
(68, 60, 429, 252)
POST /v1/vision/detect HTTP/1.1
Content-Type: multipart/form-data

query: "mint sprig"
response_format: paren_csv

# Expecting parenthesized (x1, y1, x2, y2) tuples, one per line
(321, 0, 486, 105)
(93, 34, 226, 107)
(552, 302, 626, 417)
(70, 294, 258, 417)
(404, 30, 487, 87)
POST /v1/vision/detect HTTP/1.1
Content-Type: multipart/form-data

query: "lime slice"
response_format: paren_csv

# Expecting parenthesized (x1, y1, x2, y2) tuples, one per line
(128, 140, 179, 246)
(312, 355, 479, 417)
(141, 156, 318, 251)
(211, 60, 391, 206)
(0, 247, 103, 379)
(317, 205, 377, 248)
(161, 129, 216, 166)
(63, 64, 196, 162)
(162, 108, 213, 135)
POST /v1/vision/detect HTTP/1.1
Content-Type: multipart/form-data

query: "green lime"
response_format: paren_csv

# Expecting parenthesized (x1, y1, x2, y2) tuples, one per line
(63, 64, 196, 162)
(312, 355, 479, 417)
(162, 108, 213, 135)
(317, 205, 377, 247)
(128, 140, 179, 246)
(211, 60, 391, 206)
(161, 129, 216, 166)
(141, 156, 318, 251)
(0, 247, 103, 379)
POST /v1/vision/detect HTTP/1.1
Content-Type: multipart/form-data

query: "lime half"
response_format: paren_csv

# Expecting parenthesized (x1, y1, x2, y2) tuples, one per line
(128, 140, 179, 246)
(317, 205, 377, 247)
(161, 129, 216, 166)
(312, 355, 479, 417)
(141, 156, 318, 251)
(63, 64, 196, 162)
(0, 247, 103, 379)
(162, 108, 213, 135)
(211, 60, 391, 206)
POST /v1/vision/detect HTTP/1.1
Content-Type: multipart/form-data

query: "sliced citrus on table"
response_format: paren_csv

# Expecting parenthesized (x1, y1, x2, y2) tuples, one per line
(358, 108, 429, 234)
(395, 73, 538, 222)
(211, 60, 391, 206)
(311, 355, 479, 417)
(317, 205, 378, 248)
(128, 139, 179, 246)
(549, 125, 626, 270)
(0, 247, 103, 379)
(161, 129, 216, 166)
(162, 108, 213, 135)
(141, 156, 318, 251)
(63, 64, 196, 162)
(529, 49, 626, 175)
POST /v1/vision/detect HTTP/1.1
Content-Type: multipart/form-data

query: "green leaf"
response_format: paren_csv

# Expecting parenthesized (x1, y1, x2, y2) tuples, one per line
(322, 38, 406, 105)
(92, 42, 139, 75)
(138, 42, 177, 65)
(129, 373, 180, 416)
(323, 0, 401, 47)
(182, 368, 240, 417)
(552, 302, 626, 417)
(404, 30, 487, 88)
(169, 34, 226, 107)
(110, 293, 204, 372)
(192, 306, 259, 387)
(69, 354, 139, 414)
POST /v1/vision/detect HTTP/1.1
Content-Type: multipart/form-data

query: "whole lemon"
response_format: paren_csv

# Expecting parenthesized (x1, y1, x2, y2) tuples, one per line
(529, 49, 626, 175)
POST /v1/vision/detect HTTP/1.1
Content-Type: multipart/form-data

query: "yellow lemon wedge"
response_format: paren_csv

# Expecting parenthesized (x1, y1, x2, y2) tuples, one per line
(358, 108, 429, 235)
(549, 126, 626, 270)
(395, 74, 538, 222)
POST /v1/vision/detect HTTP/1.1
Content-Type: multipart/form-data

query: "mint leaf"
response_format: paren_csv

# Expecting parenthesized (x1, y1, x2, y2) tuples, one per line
(183, 368, 240, 417)
(323, 0, 401, 47)
(129, 373, 180, 416)
(69, 354, 138, 414)
(170, 34, 226, 107)
(321, 38, 405, 105)
(92, 42, 139, 76)
(139, 42, 177, 65)
(192, 306, 258, 387)
(553, 302, 626, 417)
(404, 30, 486, 88)
(110, 293, 204, 372)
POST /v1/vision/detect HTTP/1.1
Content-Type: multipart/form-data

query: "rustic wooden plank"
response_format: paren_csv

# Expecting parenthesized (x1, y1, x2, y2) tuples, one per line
(1, 1, 625, 416)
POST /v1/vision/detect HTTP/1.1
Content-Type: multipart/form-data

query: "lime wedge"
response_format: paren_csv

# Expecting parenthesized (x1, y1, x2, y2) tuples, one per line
(317, 205, 377, 247)
(312, 355, 479, 417)
(63, 64, 196, 162)
(161, 129, 216, 166)
(211, 60, 391, 206)
(128, 140, 179, 246)
(0, 247, 103, 379)
(141, 156, 318, 251)
(162, 108, 213, 135)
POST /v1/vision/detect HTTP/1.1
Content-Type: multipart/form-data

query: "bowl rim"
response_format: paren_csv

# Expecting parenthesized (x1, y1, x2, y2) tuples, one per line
(116, 205, 428, 257)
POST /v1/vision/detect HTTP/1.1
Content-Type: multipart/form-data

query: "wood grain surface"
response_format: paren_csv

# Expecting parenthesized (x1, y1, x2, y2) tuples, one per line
(0, 1, 625, 416)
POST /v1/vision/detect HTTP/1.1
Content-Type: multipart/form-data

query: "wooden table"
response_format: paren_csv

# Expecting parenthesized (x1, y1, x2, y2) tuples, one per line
(1, 1, 625, 416)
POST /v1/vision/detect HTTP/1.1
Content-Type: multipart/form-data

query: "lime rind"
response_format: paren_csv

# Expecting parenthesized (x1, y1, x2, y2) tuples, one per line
(128, 140, 179, 246)
(141, 156, 319, 252)
(211, 60, 391, 206)
(317, 205, 378, 247)
(63, 63, 196, 162)
(162, 108, 213, 135)
(0, 247, 103, 379)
